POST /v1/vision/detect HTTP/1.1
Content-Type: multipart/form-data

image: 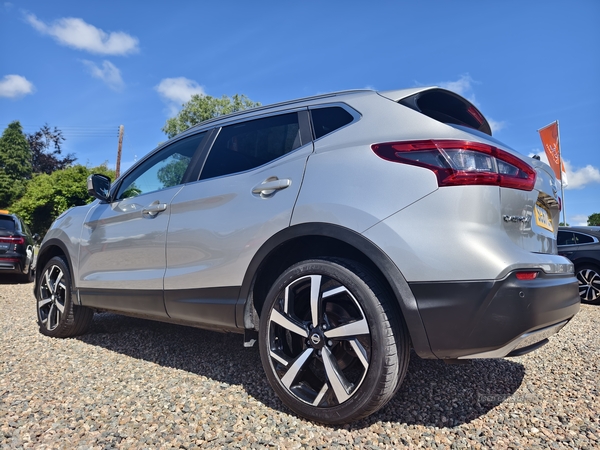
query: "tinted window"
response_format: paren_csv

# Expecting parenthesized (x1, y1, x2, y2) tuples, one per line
(200, 113, 301, 180)
(117, 133, 205, 200)
(311, 107, 354, 139)
(558, 231, 595, 245)
(573, 232, 594, 244)
(0, 217, 15, 232)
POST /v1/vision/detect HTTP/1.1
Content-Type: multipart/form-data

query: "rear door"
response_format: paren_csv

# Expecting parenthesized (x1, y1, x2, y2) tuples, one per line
(163, 110, 313, 328)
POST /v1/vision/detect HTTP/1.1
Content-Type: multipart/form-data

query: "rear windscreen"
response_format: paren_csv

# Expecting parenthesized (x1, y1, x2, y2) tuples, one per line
(400, 89, 492, 136)
(0, 217, 16, 232)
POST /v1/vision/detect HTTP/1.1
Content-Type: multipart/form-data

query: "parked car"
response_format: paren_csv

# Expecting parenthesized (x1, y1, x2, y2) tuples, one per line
(34, 87, 580, 423)
(558, 226, 600, 304)
(0, 210, 38, 282)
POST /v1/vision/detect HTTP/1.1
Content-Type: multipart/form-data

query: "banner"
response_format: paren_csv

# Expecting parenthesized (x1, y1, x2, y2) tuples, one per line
(538, 121, 566, 184)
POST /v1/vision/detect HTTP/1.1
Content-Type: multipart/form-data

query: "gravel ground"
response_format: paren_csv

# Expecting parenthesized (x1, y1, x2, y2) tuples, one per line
(1, 279, 598, 449)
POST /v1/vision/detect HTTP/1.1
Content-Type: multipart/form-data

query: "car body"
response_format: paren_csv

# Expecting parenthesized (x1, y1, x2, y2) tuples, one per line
(34, 87, 580, 423)
(0, 210, 38, 282)
(558, 226, 600, 304)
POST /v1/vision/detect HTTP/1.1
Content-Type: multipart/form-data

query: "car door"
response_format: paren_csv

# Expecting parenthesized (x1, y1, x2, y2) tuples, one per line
(163, 110, 313, 328)
(77, 132, 206, 316)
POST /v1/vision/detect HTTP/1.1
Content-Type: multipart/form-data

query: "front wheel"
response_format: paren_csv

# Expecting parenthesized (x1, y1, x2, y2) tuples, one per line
(258, 258, 409, 424)
(36, 256, 94, 337)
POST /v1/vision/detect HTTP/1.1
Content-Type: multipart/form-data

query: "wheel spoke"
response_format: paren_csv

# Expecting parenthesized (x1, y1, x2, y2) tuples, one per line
(55, 300, 65, 314)
(309, 275, 322, 328)
(313, 383, 328, 406)
(269, 350, 290, 367)
(322, 285, 348, 298)
(38, 297, 52, 308)
(324, 318, 369, 339)
(44, 270, 52, 294)
(270, 309, 309, 338)
(281, 348, 313, 389)
(47, 304, 56, 330)
(349, 339, 369, 369)
(322, 347, 352, 404)
(54, 270, 64, 292)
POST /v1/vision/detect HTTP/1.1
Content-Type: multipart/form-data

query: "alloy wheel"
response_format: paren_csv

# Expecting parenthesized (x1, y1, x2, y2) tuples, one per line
(38, 264, 67, 331)
(266, 274, 371, 407)
(577, 267, 600, 303)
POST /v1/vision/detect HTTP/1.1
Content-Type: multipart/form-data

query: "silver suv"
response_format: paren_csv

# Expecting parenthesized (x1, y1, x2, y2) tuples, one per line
(35, 87, 580, 423)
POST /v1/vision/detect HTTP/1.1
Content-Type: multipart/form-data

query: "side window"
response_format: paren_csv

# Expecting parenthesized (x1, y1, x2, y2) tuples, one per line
(557, 231, 572, 246)
(116, 132, 205, 200)
(311, 106, 354, 139)
(200, 113, 301, 180)
(573, 232, 594, 244)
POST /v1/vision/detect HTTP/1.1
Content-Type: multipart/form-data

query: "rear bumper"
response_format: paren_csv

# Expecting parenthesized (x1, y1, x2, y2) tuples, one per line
(410, 271, 580, 359)
(0, 256, 26, 274)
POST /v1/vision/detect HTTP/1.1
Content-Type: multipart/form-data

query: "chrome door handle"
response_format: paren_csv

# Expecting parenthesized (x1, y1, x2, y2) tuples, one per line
(142, 202, 167, 217)
(252, 178, 291, 196)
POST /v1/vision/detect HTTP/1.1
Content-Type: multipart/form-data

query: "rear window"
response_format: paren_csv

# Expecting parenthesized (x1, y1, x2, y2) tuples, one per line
(0, 216, 16, 232)
(400, 89, 492, 136)
(558, 231, 595, 245)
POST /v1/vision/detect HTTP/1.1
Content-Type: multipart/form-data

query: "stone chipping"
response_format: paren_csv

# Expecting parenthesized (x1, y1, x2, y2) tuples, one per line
(1, 280, 598, 449)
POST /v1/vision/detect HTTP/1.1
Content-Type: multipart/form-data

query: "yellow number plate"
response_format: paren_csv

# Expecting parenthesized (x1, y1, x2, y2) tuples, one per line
(534, 202, 553, 232)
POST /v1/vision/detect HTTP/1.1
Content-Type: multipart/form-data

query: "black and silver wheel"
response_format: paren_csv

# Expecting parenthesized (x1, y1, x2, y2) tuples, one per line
(37, 256, 94, 337)
(259, 258, 409, 424)
(576, 264, 600, 305)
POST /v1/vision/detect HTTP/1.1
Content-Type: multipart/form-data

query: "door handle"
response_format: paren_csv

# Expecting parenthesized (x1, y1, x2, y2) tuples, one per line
(252, 177, 292, 196)
(142, 202, 167, 217)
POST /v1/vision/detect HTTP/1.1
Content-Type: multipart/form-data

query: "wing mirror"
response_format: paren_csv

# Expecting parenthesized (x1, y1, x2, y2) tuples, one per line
(87, 174, 112, 202)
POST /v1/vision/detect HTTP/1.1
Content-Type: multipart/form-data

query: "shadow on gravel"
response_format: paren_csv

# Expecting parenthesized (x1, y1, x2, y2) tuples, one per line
(77, 312, 525, 430)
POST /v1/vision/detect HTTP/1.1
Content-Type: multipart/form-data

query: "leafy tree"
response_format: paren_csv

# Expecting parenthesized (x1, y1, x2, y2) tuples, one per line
(27, 124, 76, 174)
(588, 213, 600, 226)
(162, 93, 261, 138)
(0, 121, 32, 208)
(10, 164, 115, 236)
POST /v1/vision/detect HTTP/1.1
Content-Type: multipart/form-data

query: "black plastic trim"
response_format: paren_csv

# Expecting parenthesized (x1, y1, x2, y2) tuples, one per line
(79, 288, 168, 318)
(410, 271, 580, 359)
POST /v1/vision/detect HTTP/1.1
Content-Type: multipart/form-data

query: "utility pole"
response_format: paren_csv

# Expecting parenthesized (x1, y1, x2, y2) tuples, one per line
(116, 125, 124, 178)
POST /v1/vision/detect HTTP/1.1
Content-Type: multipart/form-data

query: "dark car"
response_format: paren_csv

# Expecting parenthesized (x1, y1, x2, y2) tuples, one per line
(558, 226, 600, 304)
(0, 210, 38, 282)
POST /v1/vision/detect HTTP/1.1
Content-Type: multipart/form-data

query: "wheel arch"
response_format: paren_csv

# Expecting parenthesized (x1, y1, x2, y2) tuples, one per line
(34, 239, 75, 295)
(236, 222, 435, 358)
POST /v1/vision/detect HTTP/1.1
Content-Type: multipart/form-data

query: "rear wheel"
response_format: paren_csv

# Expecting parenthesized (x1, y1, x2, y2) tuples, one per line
(36, 256, 94, 337)
(258, 258, 409, 424)
(576, 264, 600, 305)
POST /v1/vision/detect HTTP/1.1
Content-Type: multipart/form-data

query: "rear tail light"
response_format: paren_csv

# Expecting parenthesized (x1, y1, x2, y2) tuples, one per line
(0, 237, 25, 245)
(371, 140, 536, 191)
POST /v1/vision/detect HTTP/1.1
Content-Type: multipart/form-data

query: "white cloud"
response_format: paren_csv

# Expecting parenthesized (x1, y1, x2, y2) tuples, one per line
(528, 150, 600, 190)
(488, 118, 506, 134)
(439, 73, 475, 97)
(82, 60, 124, 91)
(25, 13, 139, 55)
(570, 214, 590, 226)
(0, 74, 35, 98)
(155, 77, 205, 115)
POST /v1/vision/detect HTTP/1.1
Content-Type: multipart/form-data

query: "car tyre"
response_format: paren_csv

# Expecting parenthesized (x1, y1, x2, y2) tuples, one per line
(575, 263, 600, 305)
(258, 258, 409, 424)
(36, 256, 94, 337)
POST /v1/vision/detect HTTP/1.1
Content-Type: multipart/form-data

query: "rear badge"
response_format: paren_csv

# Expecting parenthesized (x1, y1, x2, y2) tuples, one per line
(503, 215, 530, 223)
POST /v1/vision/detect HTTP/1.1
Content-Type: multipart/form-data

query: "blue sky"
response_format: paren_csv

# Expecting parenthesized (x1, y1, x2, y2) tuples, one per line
(1, 1, 599, 225)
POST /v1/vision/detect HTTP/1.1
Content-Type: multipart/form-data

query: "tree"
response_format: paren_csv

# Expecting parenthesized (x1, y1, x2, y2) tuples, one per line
(162, 93, 261, 138)
(0, 121, 32, 208)
(588, 213, 600, 226)
(27, 124, 76, 174)
(10, 164, 115, 236)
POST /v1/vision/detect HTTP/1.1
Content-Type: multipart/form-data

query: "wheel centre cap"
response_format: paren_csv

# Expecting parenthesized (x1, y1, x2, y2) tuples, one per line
(309, 328, 325, 349)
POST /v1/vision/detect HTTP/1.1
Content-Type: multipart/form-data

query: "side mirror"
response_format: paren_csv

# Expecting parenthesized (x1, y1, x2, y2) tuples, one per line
(33, 233, 41, 243)
(87, 174, 112, 202)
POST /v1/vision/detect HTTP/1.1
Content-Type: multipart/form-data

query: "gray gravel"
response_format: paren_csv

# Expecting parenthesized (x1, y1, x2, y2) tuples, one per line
(1, 279, 598, 449)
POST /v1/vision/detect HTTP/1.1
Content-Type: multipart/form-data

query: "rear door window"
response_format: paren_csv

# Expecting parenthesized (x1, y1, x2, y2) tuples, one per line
(200, 112, 301, 180)
(0, 217, 15, 232)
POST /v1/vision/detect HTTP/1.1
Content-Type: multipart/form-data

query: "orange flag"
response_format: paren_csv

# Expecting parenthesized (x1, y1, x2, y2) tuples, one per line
(538, 121, 565, 181)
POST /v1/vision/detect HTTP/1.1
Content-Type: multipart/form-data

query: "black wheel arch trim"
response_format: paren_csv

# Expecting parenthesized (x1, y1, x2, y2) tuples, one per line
(34, 238, 76, 298)
(235, 222, 435, 359)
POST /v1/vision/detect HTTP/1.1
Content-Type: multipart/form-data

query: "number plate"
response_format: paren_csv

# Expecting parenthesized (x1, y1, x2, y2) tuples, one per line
(534, 202, 553, 232)
(0, 243, 9, 251)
